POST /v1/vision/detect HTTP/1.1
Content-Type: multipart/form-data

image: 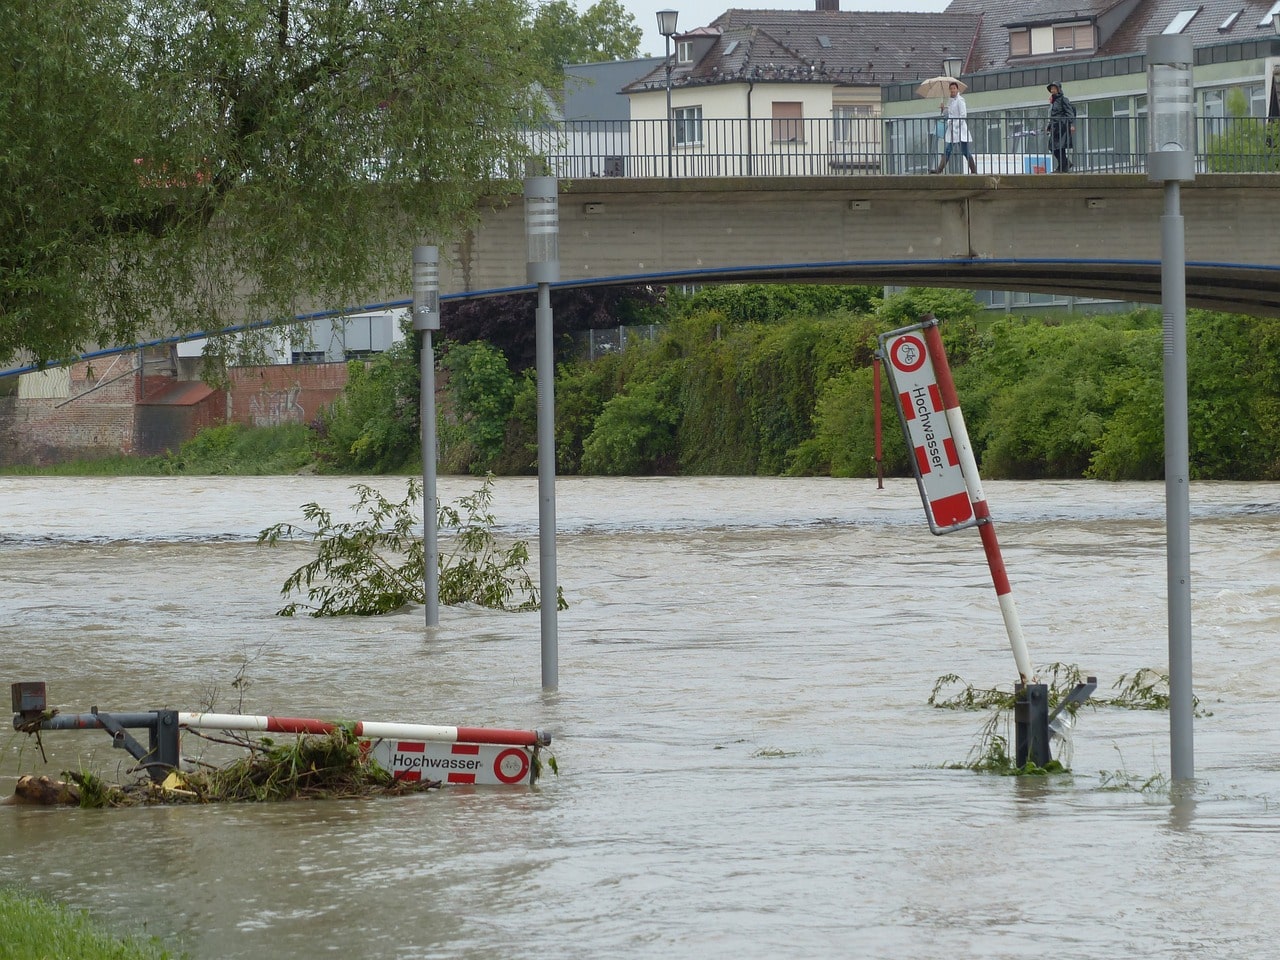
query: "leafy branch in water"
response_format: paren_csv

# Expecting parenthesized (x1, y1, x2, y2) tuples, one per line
(257, 476, 566, 617)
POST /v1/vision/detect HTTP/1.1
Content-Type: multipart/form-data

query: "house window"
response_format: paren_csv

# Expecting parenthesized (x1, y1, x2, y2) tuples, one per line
(1219, 10, 1240, 30)
(833, 105, 874, 142)
(1009, 28, 1030, 56)
(1053, 23, 1094, 52)
(1258, 1, 1280, 28)
(677, 40, 693, 63)
(674, 105, 703, 145)
(772, 101, 804, 142)
(1163, 9, 1201, 34)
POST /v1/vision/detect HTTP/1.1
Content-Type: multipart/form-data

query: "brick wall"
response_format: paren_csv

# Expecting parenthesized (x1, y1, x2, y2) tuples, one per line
(226, 362, 350, 428)
(0, 360, 141, 466)
(0, 360, 351, 466)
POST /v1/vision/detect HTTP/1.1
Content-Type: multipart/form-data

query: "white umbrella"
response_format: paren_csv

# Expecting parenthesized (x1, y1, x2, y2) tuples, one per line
(916, 76, 967, 99)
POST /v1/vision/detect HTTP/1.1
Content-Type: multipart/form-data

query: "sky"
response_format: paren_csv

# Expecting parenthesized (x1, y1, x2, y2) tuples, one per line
(620, 0, 952, 59)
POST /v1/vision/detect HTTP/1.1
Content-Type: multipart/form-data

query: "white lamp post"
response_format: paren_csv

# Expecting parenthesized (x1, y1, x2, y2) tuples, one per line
(1147, 33, 1196, 783)
(525, 176, 560, 690)
(657, 9, 679, 178)
(412, 245, 440, 627)
(942, 56, 963, 79)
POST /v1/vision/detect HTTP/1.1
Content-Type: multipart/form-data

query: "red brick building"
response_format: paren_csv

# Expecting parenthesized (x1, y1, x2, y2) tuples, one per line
(0, 349, 350, 467)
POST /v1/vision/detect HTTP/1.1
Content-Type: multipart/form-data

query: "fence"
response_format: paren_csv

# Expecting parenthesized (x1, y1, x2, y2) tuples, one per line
(516, 115, 1280, 178)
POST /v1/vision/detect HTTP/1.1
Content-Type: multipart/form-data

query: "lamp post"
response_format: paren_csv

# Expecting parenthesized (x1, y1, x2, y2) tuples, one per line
(942, 55, 963, 79)
(1147, 33, 1196, 783)
(657, 9, 679, 178)
(412, 245, 440, 627)
(525, 176, 560, 690)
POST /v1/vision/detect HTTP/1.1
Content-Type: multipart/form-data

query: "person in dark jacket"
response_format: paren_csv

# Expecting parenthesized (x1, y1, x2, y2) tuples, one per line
(1046, 81, 1076, 173)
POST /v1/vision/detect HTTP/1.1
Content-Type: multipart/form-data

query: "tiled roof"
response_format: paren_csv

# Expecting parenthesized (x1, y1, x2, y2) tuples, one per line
(622, 8, 982, 91)
(1100, 0, 1280, 56)
(943, 0, 1280, 75)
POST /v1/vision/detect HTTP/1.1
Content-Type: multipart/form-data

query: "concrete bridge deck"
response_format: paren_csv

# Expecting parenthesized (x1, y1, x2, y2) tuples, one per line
(443, 173, 1280, 317)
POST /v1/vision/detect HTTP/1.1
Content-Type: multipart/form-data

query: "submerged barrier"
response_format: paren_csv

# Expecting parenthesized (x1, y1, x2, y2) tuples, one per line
(10, 682, 549, 788)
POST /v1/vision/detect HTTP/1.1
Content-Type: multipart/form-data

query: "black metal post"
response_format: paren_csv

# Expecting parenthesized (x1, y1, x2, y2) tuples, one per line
(1014, 683, 1051, 768)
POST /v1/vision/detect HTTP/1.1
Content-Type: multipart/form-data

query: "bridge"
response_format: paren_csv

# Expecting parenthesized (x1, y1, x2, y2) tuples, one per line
(443, 173, 1280, 317)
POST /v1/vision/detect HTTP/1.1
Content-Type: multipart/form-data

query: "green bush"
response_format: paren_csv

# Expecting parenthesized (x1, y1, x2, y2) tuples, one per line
(312, 337, 421, 473)
(161, 422, 313, 475)
(581, 377, 679, 474)
(439, 340, 516, 474)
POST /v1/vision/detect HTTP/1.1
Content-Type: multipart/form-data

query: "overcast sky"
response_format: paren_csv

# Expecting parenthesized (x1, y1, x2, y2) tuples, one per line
(619, 0, 952, 59)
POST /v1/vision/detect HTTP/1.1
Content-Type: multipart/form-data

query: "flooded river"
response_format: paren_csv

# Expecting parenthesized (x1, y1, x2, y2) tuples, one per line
(2, 475, 1279, 959)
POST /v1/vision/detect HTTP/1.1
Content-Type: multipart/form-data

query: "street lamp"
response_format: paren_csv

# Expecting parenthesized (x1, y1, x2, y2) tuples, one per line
(1146, 33, 1196, 783)
(412, 245, 440, 627)
(657, 9, 679, 178)
(525, 176, 560, 690)
(941, 55, 963, 78)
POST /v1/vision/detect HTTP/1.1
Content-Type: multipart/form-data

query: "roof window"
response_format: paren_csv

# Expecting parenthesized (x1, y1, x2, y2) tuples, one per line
(1163, 8, 1201, 34)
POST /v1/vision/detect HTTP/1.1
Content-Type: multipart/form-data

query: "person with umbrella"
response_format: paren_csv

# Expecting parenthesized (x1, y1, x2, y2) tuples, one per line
(1046, 81, 1076, 172)
(932, 81, 976, 174)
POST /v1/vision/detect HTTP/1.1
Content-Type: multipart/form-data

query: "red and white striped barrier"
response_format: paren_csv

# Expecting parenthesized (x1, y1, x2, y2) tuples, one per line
(177, 713, 549, 786)
(920, 321, 1034, 683)
(881, 318, 1035, 683)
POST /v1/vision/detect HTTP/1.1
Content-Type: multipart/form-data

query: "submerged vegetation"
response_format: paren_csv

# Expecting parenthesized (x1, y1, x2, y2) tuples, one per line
(61, 727, 438, 808)
(258, 476, 566, 616)
(931, 663, 1197, 777)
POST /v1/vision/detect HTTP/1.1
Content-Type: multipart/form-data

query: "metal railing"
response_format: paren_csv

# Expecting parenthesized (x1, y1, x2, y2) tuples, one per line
(514, 115, 1280, 178)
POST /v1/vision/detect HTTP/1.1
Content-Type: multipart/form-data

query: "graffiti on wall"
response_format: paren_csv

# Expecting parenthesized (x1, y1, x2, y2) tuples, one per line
(248, 386, 306, 427)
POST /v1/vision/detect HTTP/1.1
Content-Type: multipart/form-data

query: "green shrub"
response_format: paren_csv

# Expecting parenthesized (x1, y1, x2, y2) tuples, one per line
(439, 340, 516, 474)
(581, 377, 679, 474)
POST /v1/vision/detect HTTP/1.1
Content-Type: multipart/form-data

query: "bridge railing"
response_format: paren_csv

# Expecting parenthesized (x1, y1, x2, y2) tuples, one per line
(514, 115, 1280, 178)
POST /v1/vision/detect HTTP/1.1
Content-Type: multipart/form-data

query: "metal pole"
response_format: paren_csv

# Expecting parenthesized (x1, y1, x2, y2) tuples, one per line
(665, 36, 673, 178)
(421, 328, 438, 626)
(535, 280, 558, 689)
(412, 245, 440, 627)
(873, 355, 883, 489)
(525, 177, 560, 691)
(1162, 180, 1194, 781)
(1147, 33, 1196, 782)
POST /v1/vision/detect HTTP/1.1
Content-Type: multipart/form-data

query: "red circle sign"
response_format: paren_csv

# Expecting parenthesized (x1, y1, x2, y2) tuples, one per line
(493, 748, 531, 784)
(889, 334, 927, 373)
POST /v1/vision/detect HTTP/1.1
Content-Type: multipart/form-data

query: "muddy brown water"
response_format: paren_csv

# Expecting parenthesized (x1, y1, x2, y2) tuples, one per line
(2, 476, 1278, 959)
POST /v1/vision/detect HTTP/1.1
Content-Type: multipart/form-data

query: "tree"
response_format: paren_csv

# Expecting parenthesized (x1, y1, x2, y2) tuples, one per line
(441, 285, 661, 370)
(530, 0, 641, 71)
(2, 0, 554, 367)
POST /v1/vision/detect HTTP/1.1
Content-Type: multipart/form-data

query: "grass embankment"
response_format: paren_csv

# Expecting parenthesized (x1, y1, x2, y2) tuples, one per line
(0, 887, 184, 960)
(0, 423, 315, 477)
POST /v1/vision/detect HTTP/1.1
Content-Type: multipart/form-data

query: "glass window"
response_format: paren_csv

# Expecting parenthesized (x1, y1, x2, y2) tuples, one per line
(1257, 1, 1280, 28)
(1051, 22, 1094, 51)
(674, 105, 703, 145)
(677, 40, 693, 63)
(1163, 10, 1200, 34)
(833, 105, 875, 142)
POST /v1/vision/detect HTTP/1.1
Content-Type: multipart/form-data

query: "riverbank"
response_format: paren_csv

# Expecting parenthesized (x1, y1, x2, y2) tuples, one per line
(0, 887, 184, 959)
